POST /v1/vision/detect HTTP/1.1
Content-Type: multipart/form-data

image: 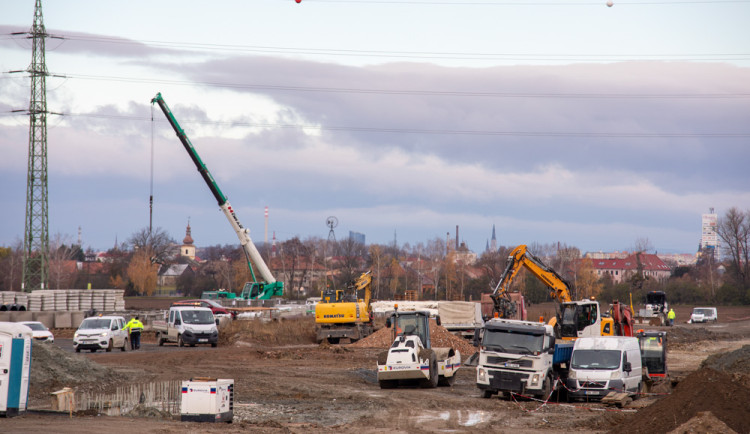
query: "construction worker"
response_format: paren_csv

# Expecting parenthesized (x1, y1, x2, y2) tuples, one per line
(123, 315, 144, 350)
(667, 308, 676, 326)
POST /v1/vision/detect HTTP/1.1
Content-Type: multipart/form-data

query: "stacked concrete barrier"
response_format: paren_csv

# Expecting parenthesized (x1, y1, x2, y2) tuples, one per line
(0, 289, 125, 313)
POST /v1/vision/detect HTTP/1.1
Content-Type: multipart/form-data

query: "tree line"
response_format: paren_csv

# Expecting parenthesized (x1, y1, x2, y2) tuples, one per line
(1, 207, 748, 306)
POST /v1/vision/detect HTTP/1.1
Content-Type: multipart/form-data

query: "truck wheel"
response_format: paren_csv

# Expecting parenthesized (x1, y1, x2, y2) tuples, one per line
(421, 353, 439, 389)
(106, 339, 113, 352)
(75, 347, 80, 353)
(482, 390, 494, 399)
(121, 338, 128, 351)
(178, 335, 184, 347)
(211, 342, 218, 348)
(536, 376, 551, 401)
(157, 333, 165, 346)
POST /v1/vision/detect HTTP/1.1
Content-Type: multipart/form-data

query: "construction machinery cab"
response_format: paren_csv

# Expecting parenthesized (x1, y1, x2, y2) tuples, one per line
(385, 308, 438, 350)
(320, 287, 343, 303)
(559, 300, 601, 339)
(637, 330, 668, 378)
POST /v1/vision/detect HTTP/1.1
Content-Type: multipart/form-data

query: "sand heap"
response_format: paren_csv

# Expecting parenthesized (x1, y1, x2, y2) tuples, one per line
(350, 320, 477, 359)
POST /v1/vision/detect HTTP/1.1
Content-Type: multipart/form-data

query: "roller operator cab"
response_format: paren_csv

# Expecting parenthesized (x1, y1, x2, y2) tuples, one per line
(567, 336, 642, 401)
(376, 309, 461, 389)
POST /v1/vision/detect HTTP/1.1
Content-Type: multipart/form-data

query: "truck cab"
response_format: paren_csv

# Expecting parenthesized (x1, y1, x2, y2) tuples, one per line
(155, 306, 219, 347)
(476, 318, 572, 400)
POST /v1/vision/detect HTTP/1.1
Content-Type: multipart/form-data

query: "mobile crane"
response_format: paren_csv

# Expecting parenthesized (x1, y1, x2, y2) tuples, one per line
(493, 245, 632, 340)
(315, 271, 374, 344)
(151, 93, 283, 300)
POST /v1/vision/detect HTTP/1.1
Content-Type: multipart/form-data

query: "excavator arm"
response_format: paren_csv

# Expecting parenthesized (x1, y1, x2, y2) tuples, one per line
(353, 271, 372, 307)
(491, 245, 573, 316)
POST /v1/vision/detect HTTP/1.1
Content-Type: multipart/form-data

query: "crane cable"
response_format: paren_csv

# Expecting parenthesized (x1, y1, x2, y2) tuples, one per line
(149, 103, 155, 237)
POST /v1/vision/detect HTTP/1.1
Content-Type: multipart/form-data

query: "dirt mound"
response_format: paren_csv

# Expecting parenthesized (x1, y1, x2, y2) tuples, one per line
(667, 411, 738, 434)
(608, 368, 750, 434)
(219, 316, 317, 347)
(665, 326, 735, 349)
(350, 320, 477, 359)
(30, 342, 132, 398)
(701, 344, 750, 374)
(701, 344, 750, 388)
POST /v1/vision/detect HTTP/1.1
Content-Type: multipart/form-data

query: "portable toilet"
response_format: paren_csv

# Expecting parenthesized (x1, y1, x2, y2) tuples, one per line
(0, 322, 32, 417)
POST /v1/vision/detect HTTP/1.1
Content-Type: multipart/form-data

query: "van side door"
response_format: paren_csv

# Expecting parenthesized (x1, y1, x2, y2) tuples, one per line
(168, 310, 180, 340)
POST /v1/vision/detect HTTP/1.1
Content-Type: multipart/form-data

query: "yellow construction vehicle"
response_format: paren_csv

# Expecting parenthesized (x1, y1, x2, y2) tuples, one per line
(495, 245, 621, 340)
(314, 271, 373, 344)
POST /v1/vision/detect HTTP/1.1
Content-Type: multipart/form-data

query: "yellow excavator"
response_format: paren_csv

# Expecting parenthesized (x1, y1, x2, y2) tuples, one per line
(493, 245, 626, 341)
(314, 271, 373, 344)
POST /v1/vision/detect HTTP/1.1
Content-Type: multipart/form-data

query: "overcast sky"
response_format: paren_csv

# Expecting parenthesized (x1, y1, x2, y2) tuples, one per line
(1, 0, 749, 256)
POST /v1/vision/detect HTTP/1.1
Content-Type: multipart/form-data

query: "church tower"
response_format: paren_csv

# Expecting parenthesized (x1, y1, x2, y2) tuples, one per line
(181, 220, 196, 260)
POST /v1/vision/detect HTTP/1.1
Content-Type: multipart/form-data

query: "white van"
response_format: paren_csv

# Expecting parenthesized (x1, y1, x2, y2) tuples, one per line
(689, 307, 718, 323)
(73, 315, 129, 353)
(566, 336, 642, 401)
(153, 306, 219, 347)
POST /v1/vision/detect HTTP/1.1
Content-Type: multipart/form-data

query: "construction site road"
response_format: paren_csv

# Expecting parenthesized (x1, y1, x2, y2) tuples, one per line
(5, 303, 750, 434)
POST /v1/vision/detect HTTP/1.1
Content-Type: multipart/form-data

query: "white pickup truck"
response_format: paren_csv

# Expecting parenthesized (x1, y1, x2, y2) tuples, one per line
(153, 306, 219, 347)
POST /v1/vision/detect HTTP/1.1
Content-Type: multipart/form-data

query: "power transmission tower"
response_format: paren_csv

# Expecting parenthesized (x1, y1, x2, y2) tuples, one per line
(21, 0, 51, 291)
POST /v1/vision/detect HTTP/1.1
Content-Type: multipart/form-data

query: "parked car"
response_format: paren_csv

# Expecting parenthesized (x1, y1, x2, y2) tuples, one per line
(73, 315, 129, 353)
(19, 321, 54, 343)
(172, 299, 233, 318)
(689, 307, 718, 323)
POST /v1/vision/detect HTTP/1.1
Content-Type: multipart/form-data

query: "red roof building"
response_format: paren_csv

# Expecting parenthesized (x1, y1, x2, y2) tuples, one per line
(590, 253, 671, 284)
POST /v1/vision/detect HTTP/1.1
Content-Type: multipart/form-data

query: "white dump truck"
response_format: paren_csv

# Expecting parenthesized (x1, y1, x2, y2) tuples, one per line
(376, 307, 461, 389)
(475, 318, 573, 400)
(153, 306, 219, 347)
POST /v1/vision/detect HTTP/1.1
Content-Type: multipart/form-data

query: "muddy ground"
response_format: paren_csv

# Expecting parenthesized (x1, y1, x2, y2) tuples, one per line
(4, 303, 750, 433)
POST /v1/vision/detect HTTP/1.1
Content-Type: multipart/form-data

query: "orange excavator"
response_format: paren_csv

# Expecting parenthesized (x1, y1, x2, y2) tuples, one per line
(493, 245, 634, 339)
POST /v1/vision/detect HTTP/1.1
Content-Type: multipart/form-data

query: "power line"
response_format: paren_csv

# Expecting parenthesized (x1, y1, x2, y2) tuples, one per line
(39, 111, 750, 139)
(6, 33, 747, 63)
(58, 73, 750, 99)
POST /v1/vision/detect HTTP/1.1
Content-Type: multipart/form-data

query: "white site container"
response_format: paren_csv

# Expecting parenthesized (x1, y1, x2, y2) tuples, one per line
(180, 378, 233, 423)
(0, 322, 32, 418)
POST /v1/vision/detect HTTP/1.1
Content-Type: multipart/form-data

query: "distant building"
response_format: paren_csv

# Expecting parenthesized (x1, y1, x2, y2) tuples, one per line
(181, 221, 196, 260)
(455, 241, 477, 265)
(590, 253, 671, 283)
(349, 231, 366, 245)
(584, 251, 630, 260)
(490, 224, 497, 252)
(701, 208, 720, 261)
(657, 253, 697, 267)
(158, 264, 194, 287)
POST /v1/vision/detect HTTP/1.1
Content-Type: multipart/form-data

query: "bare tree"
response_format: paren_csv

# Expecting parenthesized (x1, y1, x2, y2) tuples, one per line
(369, 244, 385, 299)
(47, 233, 79, 289)
(0, 241, 24, 292)
(632, 237, 654, 254)
(718, 207, 750, 286)
(128, 227, 176, 265)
